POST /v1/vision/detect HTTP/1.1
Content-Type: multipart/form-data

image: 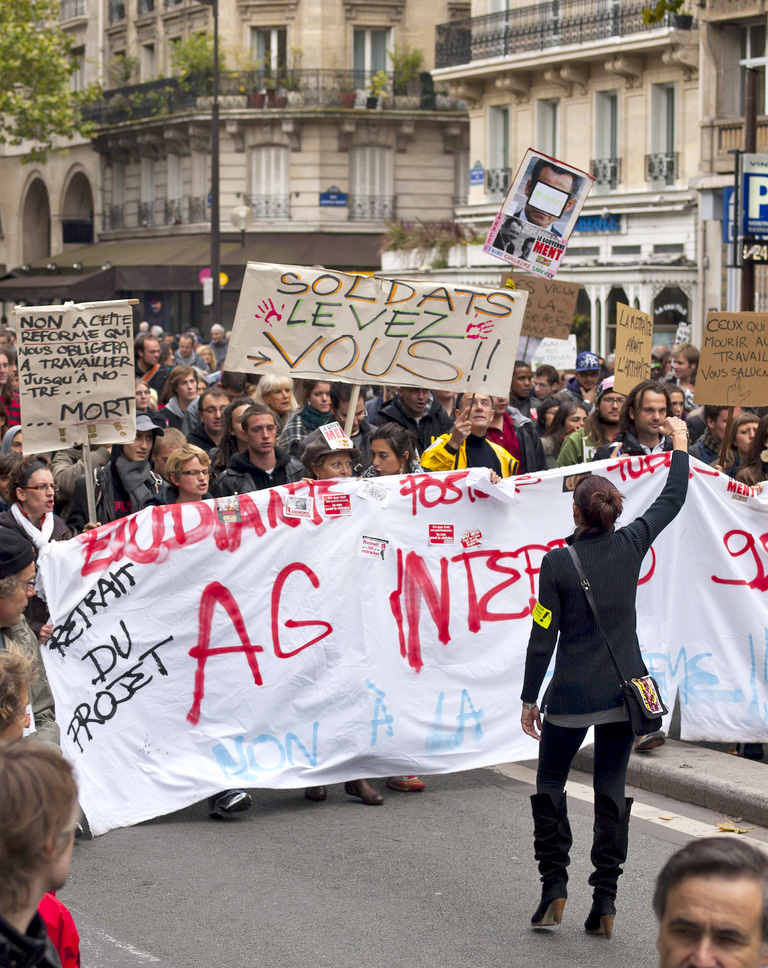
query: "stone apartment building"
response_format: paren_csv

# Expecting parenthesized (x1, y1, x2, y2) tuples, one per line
(0, 0, 469, 332)
(382, 0, 703, 354)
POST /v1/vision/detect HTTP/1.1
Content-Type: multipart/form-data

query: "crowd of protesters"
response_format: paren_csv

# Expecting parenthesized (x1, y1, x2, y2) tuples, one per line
(1, 320, 768, 964)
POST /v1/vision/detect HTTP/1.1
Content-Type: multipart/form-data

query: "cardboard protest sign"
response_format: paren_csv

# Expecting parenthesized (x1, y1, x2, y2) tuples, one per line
(12, 300, 136, 453)
(694, 311, 768, 406)
(613, 303, 653, 395)
(484, 149, 593, 278)
(225, 264, 528, 398)
(505, 274, 580, 340)
(38, 457, 768, 835)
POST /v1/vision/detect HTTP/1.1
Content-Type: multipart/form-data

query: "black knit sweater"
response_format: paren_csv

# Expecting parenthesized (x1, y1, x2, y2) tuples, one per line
(521, 450, 689, 714)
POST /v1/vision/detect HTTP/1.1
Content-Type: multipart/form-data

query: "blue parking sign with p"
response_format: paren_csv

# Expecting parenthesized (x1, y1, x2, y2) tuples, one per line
(742, 153, 768, 238)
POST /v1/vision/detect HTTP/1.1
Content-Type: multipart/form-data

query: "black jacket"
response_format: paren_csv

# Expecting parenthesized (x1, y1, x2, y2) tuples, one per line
(213, 447, 304, 496)
(187, 423, 219, 455)
(593, 430, 673, 461)
(0, 911, 63, 968)
(66, 454, 162, 534)
(506, 407, 547, 473)
(523, 450, 689, 714)
(372, 394, 452, 456)
(135, 364, 171, 398)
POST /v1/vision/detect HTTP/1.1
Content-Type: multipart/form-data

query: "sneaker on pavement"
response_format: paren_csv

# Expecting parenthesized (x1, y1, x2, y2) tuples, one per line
(634, 730, 666, 753)
(386, 775, 426, 792)
(208, 789, 253, 819)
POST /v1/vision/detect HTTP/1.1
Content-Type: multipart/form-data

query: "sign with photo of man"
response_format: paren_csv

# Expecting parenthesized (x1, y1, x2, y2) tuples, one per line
(484, 149, 594, 278)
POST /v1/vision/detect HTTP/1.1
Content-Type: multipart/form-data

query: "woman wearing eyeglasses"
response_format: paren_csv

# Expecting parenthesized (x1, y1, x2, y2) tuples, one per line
(0, 455, 71, 645)
(147, 444, 213, 507)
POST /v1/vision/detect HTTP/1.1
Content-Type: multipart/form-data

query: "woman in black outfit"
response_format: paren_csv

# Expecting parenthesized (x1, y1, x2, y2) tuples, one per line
(521, 415, 689, 938)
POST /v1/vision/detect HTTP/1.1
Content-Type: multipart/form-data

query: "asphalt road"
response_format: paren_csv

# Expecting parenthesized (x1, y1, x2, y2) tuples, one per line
(59, 759, 768, 968)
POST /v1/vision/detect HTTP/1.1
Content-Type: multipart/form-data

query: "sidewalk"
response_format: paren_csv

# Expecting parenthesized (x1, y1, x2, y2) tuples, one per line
(573, 739, 768, 827)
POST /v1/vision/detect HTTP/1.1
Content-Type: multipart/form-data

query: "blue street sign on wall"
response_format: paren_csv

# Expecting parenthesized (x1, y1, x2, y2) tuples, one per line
(320, 186, 348, 206)
(469, 163, 484, 186)
(722, 186, 734, 245)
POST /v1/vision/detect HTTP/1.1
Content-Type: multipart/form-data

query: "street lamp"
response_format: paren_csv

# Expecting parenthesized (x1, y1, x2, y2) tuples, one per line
(230, 204, 254, 247)
(197, 0, 220, 329)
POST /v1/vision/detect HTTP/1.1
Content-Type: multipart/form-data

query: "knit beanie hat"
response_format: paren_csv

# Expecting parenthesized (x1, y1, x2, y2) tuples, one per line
(0, 530, 35, 579)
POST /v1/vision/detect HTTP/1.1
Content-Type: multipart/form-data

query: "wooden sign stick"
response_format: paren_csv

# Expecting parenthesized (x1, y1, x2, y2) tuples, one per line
(718, 406, 735, 469)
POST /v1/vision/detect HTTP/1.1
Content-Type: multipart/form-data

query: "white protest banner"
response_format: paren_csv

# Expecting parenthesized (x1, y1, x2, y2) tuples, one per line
(224, 263, 527, 398)
(484, 149, 593, 279)
(530, 335, 578, 372)
(12, 300, 137, 452)
(39, 459, 768, 835)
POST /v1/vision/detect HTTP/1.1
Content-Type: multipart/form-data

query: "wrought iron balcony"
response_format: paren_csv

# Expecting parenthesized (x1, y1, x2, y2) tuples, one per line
(591, 157, 620, 189)
(83, 70, 466, 126)
(435, 0, 696, 68)
(60, 0, 86, 20)
(349, 196, 395, 220)
(103, 204, 125, 231)
(646, 151, 677, 184)
(138, 201, 155, 227)
(165, 199, 183, 225)
(242, 195, 291, 219)
(486, 167, 512, 194)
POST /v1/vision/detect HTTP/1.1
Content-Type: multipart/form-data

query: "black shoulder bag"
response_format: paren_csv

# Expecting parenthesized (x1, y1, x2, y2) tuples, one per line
(567, 543, 667, 736)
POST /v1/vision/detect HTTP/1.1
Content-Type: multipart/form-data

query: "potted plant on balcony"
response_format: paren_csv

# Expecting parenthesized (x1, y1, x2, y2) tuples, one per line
(390, 44, 423, 108)
(333, 57, 358, 109)
(641, 0, 693, 29)
(234, 51, 266, 108)
(367, 70, 390, 109)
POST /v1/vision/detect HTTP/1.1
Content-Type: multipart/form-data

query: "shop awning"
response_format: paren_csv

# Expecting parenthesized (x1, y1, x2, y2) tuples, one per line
(0, 232, 383, 298)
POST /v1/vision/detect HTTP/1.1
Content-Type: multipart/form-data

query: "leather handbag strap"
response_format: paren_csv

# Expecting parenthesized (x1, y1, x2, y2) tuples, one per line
(566, 542, 628, 688)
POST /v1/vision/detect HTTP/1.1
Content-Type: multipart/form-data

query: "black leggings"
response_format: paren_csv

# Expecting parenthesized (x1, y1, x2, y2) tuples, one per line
(536, 718, 635, 810)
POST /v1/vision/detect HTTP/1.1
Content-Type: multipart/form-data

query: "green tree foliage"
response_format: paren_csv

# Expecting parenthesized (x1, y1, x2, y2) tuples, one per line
(170, 33, 225, 80)
(0, 0, 99, 163)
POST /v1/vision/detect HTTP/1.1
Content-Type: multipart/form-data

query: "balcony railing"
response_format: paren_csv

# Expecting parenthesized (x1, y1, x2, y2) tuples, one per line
(243, 195, 291, 219)
(108, 0, 125, 22)
(486, 167, 512, 194)
(138, 201, 155, 227)
(646, 151, 677, 184)
(60, 0, 86, 19)
(82, 70, 466, 126)
(591, 157, 620, 189)
(103, 204, 125, 231)
(165, 199, 183, 225)
(349, 196, 395, 220)
(435, 0, 696, 68)
(188, 196, 209, 223)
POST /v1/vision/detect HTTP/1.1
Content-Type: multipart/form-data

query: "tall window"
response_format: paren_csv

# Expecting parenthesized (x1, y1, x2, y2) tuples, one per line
(141, 43, 155, 81)
(593, 90, 619, 189)
(353, 28, 389, 85)
(69, 47, 86, 92)
(140, 157, 155, 226)
(648, 83, 676, 185)
(536, 98, 560, 157)
(248, 146, 290, 218)
(251, 27, 287, 76)
(349, 145, 394, 219)
(189, 152, 209, 222)
(740, 24, 767, 114)
(487, 105, 509, 195)
(166, 154, 183, 224)
(109, 161, 125, 229)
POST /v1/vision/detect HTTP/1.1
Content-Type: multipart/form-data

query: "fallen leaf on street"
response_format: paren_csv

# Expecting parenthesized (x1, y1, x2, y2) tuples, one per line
(717, 819, 754, 834)
(659, 815, 675, 821)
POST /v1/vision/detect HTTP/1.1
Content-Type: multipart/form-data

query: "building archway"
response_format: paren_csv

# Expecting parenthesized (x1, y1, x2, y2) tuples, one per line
(653, 285, 690, 347)
(22, 179, 51, 264)
(61, 171, 94, 245)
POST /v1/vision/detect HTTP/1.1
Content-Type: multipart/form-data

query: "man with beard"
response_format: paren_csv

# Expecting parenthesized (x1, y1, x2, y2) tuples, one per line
(594, 381, 677, 460)
(372, 386, 452, 457)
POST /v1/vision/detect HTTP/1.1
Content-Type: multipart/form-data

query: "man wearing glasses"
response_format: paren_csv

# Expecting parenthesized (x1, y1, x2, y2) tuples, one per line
(0, 529, 59, 749)
(188, 388, 229, 456)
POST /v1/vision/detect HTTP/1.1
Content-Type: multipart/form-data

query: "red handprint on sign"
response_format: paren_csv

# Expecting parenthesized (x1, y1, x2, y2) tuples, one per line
(254, 299, 285, 327)
(466, 318, 494, 340)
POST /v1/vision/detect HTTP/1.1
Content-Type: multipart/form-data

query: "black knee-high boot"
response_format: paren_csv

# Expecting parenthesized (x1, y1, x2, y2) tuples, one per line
(530, 792, 572, 927)
(584, 794, 633, 938)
